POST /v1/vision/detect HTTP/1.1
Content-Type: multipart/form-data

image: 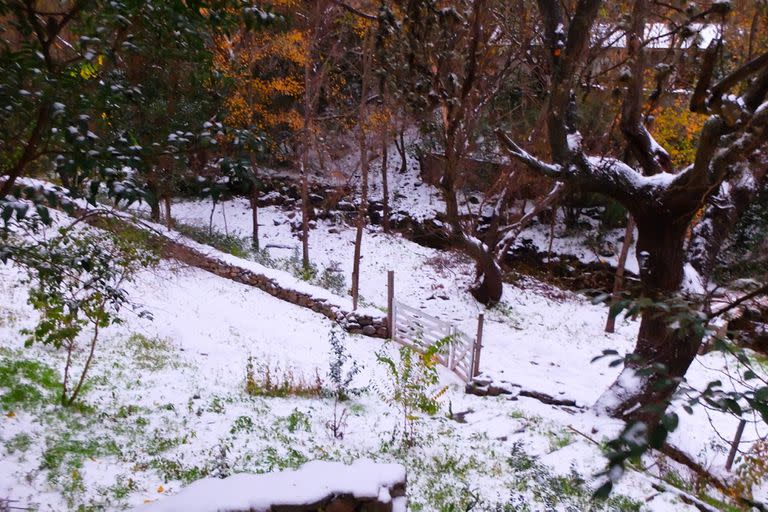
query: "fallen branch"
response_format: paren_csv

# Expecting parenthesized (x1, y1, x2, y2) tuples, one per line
(649, 482, 720, 512)
(518, 389, 582, 408)
(660, 443, 729, 493)
(660, 443, 767, 511)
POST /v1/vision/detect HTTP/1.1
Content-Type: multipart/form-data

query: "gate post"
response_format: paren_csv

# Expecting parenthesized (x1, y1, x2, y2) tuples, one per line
(387, 271, 394, 339)
(471, 313, 484, 377)
(726, 419, 747, 471)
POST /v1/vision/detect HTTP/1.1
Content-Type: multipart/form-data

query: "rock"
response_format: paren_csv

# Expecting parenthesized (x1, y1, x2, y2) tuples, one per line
(471, 374, 493, 387)
(362, 325, 376, 336)
(598, 241, 615, 257)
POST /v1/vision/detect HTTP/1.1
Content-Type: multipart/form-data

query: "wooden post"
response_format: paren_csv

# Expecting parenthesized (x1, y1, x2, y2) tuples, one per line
(726, 419, 747, 471)
(387, 271, 394, 339)
(472, 313, 484, 377)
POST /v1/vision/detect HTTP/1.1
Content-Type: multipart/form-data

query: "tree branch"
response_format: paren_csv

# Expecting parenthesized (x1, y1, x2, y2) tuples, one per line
(331, 0, 376, 20)
(708, 283, 768, 320)
(495, 130, 563, 177)
(620, 0, 671, 176)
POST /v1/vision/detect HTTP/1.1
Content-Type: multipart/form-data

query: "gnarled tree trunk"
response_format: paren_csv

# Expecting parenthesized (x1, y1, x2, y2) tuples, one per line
(596, 214, 702, 424)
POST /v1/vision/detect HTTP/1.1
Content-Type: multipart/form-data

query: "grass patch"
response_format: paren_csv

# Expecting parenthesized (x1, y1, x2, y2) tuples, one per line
(150, 457, 207, 484)
(5, 432, 32, 454)
(174, 221, 251, 259)
(0, 356, 61, 410)
(546, 429, 574, 452)
(244, 356, 324, 398)
(126, 333, 176, 371)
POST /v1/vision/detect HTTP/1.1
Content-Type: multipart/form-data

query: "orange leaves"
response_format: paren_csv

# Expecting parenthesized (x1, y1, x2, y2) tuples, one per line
(730, 439, 768, 499)
(651, 97, 707, 168)
(213, 25, 308, 139)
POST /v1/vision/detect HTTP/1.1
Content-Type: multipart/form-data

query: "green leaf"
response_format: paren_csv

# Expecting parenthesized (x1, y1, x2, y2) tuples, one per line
(754, 386, 768, 402)
(661, 412, 679, 432)
(15, 203, 29, 219)
(593, 480, 613, 499)
(722, 398, 742, 416)
(36, 205, 51, 225)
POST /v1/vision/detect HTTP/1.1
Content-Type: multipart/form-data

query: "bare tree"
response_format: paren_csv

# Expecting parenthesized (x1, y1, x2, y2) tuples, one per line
(379, 0, 516, 304)
(300, 0, 340, 271)
(497, 0, 768, 424)
(352, 31, 374, 310)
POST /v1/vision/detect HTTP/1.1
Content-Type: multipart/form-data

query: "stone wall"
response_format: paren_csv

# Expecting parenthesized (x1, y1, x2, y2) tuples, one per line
(164, 241, 389, 339)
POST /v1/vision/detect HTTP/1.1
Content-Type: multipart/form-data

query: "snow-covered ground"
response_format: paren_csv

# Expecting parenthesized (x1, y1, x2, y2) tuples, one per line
(1, 176, 764, 510)
(169, 196, 641, 407)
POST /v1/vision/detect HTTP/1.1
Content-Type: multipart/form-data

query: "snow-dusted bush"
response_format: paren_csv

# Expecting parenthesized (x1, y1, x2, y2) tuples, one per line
(375, 339, 449, 446)
(4, 221, 156, 406)
(325, 327, 362, 439)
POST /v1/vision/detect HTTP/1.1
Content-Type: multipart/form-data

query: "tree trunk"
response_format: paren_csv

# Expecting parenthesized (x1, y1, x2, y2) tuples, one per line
(250, 187, 260, 251)
(596, 219, 702, 424)
(381, 123, 391, 233)
(149, 200, 161, 222)
(441, 141, 502, 305)
(147, 174, 161, 222)
(163, 196, 173, 229)
(469, 247, 503, 305)
(351, 35, 371, 311)
(209, 199, 217, 236)
(301, 57, 312, 271)
(395, 128, 407, 174)
(605, 215, 636, 333)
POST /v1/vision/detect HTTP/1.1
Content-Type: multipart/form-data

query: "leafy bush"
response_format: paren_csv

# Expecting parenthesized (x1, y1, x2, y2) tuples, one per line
(0, 357, 61, 410)
(376, 338, 450, 445)
(6, 223, 156, 406)
(325, 328, 362, 439)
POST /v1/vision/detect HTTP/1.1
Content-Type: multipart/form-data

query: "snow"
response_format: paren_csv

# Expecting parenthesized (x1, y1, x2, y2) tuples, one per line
(682, 263, 705, 295)
(566, 131, 583, 151)
(2, 154, 766, 509)
(593, 366, 644, 416)
(596, 23, 719, 50)
(134, 460, 405, 512)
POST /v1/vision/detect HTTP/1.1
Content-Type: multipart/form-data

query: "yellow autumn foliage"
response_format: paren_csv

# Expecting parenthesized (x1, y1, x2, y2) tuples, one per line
(213, 27, 307, 140)
(651, 97, 708, 169)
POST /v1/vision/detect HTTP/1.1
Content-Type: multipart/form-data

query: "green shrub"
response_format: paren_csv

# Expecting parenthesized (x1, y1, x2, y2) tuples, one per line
(174, 221, 250, 259)
(0, 357, 61, 410)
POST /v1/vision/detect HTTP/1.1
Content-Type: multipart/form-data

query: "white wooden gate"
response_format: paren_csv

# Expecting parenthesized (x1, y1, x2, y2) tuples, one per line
(391, 299, 479, 383)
